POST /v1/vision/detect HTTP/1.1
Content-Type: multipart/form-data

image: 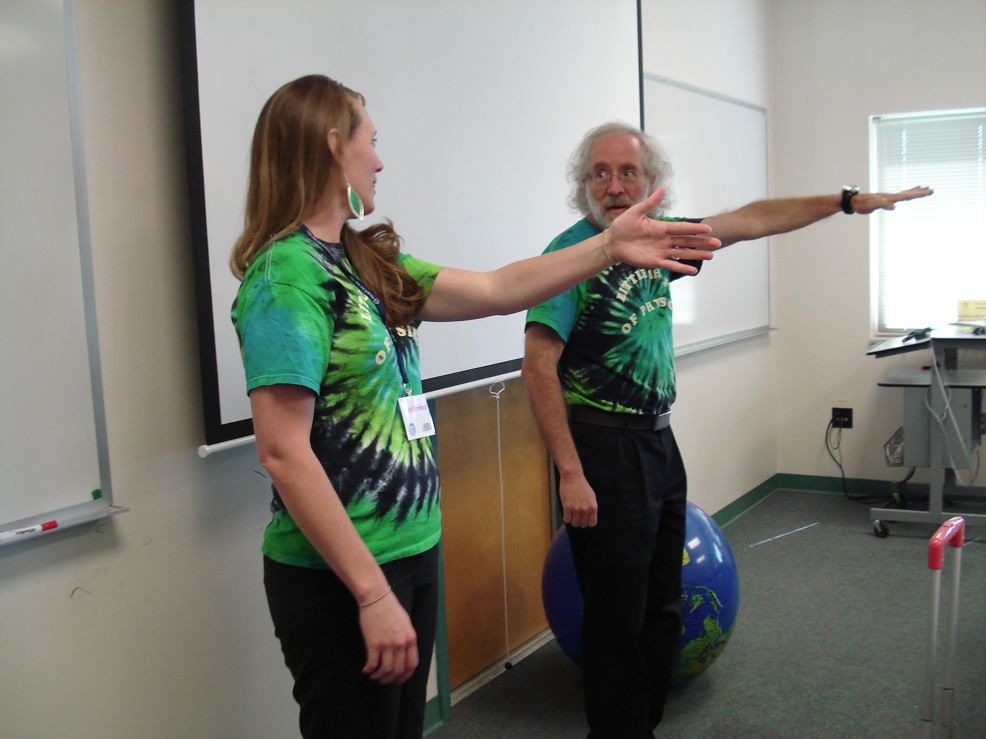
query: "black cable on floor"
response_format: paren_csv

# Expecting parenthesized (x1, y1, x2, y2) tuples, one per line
(824, 418, 891, 504)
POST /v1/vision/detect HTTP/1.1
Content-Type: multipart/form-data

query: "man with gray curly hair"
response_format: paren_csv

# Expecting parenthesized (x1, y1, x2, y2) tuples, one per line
(567, 121, 675, 221)
(522, 121, 931, 739)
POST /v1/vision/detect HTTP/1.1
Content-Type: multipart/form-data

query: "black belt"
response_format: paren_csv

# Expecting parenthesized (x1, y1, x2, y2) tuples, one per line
(567, 405, 671, 431)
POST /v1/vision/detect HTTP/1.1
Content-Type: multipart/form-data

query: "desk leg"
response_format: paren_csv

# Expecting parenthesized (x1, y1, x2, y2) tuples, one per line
(928, 376, 947, 517)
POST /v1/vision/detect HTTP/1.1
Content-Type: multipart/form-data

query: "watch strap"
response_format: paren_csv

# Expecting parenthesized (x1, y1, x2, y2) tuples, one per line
(841, 185, 860, 214)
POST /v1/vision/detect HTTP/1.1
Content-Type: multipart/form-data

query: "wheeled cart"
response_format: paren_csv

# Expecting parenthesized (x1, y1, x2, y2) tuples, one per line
(868, 328, 986, 538)
(921, 516, 965, 738)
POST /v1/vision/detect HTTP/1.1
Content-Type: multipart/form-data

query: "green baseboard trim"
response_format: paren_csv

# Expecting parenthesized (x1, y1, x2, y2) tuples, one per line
(768, 473, 895, 497)
(423, 695, 446, 736)
(712, 473, 896, 528)
(711, 478, 777, 528)
(424, 539, 453, 736)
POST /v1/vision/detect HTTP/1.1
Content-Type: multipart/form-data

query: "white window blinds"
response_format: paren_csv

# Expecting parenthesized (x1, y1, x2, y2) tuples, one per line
(870, 108, 986, 333)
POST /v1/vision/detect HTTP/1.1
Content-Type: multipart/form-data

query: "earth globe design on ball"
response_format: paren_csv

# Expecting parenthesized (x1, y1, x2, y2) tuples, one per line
(672, 501, 740, 685)
(540, 500, 740, 685)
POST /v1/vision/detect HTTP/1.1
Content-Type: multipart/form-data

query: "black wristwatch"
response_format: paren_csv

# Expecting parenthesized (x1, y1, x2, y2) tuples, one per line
(841, 185, 860, 214)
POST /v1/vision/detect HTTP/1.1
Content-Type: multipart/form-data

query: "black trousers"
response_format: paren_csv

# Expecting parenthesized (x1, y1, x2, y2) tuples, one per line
(264, 545, 439, 739)
(566, 422, 687, 739)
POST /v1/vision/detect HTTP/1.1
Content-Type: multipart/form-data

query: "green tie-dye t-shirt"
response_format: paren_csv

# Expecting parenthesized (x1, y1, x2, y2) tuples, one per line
(232, 229, 443, 567)
(525, 217, 699, 415)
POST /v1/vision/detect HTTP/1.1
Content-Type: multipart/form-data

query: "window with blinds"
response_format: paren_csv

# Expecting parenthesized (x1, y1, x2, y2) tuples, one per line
(870, 108, 986, 334)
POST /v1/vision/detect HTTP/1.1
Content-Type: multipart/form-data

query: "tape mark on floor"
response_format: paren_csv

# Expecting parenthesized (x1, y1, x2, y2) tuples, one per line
(749, 522, 820, 548)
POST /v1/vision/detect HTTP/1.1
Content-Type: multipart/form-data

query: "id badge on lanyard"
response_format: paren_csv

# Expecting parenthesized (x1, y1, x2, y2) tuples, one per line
(302, 225, 436, 441)
(398, 393, 435, 440)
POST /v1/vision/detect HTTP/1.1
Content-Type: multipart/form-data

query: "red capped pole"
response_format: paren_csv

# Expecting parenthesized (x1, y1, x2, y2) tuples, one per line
(921, 516, 964, 738)
(927, 516, 965, 570)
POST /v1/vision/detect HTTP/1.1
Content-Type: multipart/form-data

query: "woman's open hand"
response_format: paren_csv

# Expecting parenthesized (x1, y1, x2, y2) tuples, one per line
(608, 186, 721, 274)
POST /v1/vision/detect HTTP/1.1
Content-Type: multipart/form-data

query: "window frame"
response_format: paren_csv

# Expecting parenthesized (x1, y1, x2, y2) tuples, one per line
(869, 107, 986, 336)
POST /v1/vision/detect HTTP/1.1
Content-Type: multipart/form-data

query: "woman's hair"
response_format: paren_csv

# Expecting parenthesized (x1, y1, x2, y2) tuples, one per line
(567, 121, 674, 217)
(230, 74, 424, 327)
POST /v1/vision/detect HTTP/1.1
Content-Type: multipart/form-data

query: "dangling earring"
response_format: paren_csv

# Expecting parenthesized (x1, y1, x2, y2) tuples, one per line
(346, 178, 364, 221)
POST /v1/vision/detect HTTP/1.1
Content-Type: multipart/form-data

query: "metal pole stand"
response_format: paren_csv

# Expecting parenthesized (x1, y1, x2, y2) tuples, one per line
(921, 516, 964, 739)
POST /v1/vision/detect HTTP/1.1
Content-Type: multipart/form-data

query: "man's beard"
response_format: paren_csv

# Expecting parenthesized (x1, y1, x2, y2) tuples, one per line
(587, 193, 635, 228)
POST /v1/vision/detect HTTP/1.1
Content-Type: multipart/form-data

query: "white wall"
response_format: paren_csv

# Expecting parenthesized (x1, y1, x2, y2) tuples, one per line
(642, 0, 778, 515)
(0, 2, 298, 736)
(768, 0, 986, 480)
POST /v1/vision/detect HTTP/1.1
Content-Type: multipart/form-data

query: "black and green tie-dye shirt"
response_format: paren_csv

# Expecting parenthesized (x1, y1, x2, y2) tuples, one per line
(526, 217, 698, 415)
(232, 229, 443, 568)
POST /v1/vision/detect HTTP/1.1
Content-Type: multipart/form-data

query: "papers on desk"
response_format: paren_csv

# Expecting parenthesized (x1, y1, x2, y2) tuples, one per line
(951, 319, 986, 335)
(868, 324, 986, 358)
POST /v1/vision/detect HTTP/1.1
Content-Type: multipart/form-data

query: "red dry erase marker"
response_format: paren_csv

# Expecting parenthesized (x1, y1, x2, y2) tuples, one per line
(0, 520, 58, 543)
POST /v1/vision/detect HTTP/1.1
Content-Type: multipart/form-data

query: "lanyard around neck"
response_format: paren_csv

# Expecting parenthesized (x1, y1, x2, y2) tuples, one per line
(299, 225, 413, 395)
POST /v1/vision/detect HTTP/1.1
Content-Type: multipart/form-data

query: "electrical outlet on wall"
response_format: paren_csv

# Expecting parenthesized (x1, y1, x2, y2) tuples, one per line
(832, 398, 853, 428)
(832, 406, 853, 429)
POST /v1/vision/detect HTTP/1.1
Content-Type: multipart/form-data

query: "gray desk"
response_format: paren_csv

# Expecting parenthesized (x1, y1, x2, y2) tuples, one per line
(869, 327, 986, 535)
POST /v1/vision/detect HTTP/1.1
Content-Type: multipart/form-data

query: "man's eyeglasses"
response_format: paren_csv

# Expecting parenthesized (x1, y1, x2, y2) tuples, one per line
(587, 168, 641, 187)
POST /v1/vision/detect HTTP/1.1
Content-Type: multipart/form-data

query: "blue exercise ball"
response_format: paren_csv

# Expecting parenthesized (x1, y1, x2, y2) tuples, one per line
(540, 500, 740, 684)
(541, 523, 584, 664)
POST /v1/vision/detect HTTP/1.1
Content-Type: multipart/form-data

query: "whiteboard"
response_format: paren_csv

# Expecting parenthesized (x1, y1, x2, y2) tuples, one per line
(0, 0, 115, 546)
(643, 75, 770, 353)
(181, 0, 642, 446)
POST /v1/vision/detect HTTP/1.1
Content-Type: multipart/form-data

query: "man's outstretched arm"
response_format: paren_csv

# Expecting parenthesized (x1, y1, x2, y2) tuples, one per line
(703, 186, 933, 247)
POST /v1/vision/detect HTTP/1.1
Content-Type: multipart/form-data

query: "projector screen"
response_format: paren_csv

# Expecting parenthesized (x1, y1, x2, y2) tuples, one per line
(180, 0, 642, 446)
